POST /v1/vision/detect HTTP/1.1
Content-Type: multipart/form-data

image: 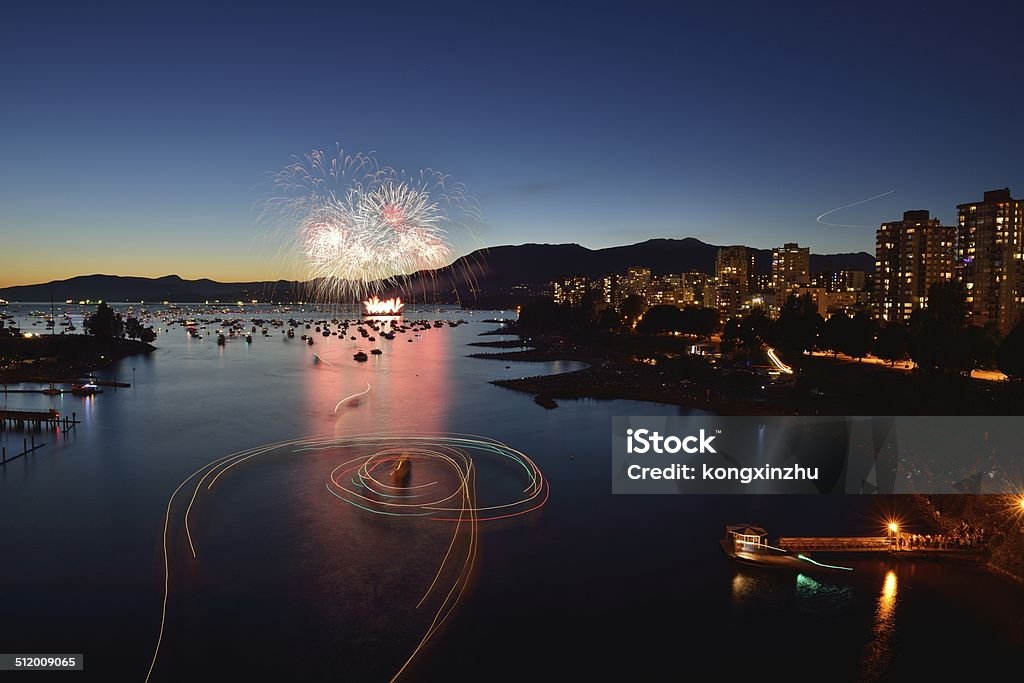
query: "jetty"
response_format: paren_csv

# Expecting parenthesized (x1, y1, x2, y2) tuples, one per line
(0, 409, 80, 432)
(777, 536, 893, 552)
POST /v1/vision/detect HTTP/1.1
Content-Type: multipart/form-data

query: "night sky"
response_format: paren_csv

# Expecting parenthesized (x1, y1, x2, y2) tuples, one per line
(2, 1, 1023, 286)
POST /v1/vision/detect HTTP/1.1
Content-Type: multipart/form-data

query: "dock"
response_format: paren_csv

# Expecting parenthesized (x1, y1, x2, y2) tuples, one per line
(777, 534, 979, 554)
(777, 536, 893, 552)
(0, 409, 80, 432)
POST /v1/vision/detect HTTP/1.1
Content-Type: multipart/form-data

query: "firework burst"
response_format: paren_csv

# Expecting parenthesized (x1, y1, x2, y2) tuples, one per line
(260, 147, 481, 304)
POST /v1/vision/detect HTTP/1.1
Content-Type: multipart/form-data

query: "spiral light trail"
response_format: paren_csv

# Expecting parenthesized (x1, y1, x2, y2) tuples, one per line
(145, 433, 546, 682)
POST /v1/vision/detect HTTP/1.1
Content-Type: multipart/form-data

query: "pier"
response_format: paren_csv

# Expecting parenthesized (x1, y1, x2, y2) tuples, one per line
(777, 532, 981, 554)
(777, 536, 893, 552)
(0, 409, 79, 432)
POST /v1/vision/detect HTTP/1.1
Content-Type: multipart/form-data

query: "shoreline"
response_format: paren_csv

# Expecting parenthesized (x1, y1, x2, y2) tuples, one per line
(475, 348, 778, 415)
(472, 334, 1024, 585)
(0, 335, 155, 384)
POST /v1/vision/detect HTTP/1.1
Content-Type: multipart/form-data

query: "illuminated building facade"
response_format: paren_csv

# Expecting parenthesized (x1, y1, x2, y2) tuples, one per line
(957, 188, 1024, 335)
(552, 275, 589, 306)
(875, 210, 955, 323)
(715, 246, 753, 318)
(621, 266, 652, 302)
(771, 242, 810, 310)
(601, 273, 622, 309)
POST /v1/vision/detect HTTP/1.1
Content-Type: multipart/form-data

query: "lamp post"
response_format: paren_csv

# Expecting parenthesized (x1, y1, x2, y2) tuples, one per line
(887, 521, 899, 550)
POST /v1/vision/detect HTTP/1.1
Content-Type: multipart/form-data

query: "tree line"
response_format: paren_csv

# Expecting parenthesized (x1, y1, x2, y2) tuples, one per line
(517, 281, 1024, 379)
(84, 303, 157, 344)
(722, 282, 1024, 379)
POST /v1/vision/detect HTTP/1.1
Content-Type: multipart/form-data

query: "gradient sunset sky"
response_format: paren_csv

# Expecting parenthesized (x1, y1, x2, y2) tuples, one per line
(2, 1, 1023, 287)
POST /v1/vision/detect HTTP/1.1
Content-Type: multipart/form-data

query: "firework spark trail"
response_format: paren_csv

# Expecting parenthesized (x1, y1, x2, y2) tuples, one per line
(816, 189, 895, 228)
(259, 146, 482, 303)
(146, 433, 545, 683)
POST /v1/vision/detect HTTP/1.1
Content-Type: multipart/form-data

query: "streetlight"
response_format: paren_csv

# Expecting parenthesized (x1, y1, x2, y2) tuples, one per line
(886, 520, 901, 550)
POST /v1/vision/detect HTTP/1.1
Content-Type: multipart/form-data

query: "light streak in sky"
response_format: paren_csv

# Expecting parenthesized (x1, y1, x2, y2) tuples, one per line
(145, 433, 546, 683)
(260, 146, 482, 303)
(816, 189, 895, 228)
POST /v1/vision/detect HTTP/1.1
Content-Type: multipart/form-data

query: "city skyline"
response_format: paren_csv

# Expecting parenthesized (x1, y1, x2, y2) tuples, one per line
(3, 2, 1024, 287)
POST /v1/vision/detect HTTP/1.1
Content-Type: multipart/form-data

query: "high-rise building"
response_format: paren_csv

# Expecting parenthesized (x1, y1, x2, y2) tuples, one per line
(875, 210, 956, 323)
(957, 188, 1024, 335)
(811, 270, 867, 293)
(716, 246, 751, 319)
(601, 273, 621, 309)
(751, 273, 773, 294)
(771, 242, 810, 309)
(552, 275, 588, 306)
(621, 266, 652, 302)
(677, 272, 711, 309)
(648, 274, 693, 308)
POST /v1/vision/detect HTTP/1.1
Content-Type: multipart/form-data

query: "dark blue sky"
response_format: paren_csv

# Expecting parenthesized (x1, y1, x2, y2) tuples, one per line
(2, 1, 1022, 284)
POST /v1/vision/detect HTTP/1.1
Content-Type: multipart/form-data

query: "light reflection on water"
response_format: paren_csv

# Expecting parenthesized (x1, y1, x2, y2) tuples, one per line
(861, 569, 899, 681)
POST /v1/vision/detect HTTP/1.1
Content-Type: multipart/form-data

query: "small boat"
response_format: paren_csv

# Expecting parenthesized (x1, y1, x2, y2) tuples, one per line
(41, 384, 62, 396)
(287, 328, 295, 338)
(392, 455, 411, 485)
(71, 382, 100, 396)
(307, 338, 314, 346)
(217, 334, 226, 345)
(245, 335, 253, 343)
(353, 351, 368, 361)
(535, 394, 558, 409)
(720, 524, 852, 572)
(370, 348, 382, 355)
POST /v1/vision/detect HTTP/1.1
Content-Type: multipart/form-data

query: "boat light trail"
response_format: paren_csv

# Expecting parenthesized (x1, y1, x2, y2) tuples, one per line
(145, 433, 546, 683)
(334, 383, 371, 412)
(797, 554, 854, 571)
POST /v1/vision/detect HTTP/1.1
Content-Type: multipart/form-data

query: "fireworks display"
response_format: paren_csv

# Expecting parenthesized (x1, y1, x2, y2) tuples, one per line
(261, 147, 481, 303)
(363, 295, 405, 316)
(145, 433, 546, 683)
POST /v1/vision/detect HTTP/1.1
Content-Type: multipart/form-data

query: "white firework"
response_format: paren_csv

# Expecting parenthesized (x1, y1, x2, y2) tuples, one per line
(260, 146, 480, 302)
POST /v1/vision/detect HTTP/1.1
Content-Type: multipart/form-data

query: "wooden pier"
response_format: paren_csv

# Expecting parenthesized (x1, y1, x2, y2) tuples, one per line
(777, 536, 894, 552)
(0, 409, 80, 432)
